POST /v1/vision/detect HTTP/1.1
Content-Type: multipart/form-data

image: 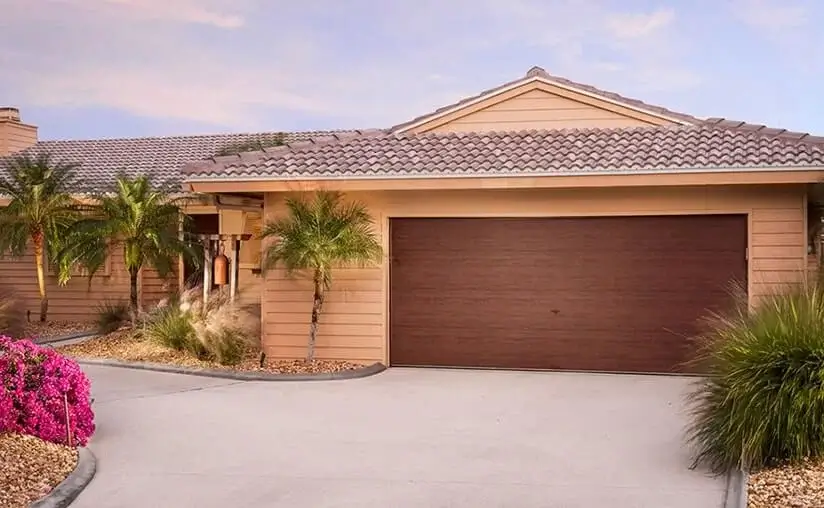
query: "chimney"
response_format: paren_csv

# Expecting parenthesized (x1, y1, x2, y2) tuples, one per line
(0, 107, 38, 156)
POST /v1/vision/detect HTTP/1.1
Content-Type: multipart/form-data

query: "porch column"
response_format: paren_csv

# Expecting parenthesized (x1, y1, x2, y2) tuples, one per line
(229, 235, 239, 302)
(203, 237, 213, 306)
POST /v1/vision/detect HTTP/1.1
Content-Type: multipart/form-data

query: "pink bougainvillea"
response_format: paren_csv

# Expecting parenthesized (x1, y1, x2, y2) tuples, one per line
(0, 336, 95, 446)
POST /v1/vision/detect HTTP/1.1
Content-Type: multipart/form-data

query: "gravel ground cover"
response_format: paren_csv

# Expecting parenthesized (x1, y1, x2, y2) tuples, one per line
(749, 460, 824, 508)
(23, 321, 94, 341)
(57, 331, 364, 375)
(0, 433, 77, 508)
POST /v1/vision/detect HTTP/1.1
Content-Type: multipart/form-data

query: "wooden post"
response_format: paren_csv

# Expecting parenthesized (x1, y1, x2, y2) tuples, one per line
(203, 238, 213, 306)
(229, 235, 239, 302)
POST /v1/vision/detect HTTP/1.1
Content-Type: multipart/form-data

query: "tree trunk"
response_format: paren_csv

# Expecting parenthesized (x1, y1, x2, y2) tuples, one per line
(307, 275, 325, 362)
(32, 231, 48, 322)
(129, 268, 140, 324)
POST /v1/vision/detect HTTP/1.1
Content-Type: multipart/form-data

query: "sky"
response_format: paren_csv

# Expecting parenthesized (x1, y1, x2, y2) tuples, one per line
(0, 0, 822, 140)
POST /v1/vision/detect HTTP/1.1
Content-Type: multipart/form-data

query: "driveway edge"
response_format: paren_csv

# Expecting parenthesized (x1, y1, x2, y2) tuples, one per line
(723, 467, 748, 508)
(30, 447, 96, 508)
(74, 358, 387, 381)
(34, 331, 97, 345)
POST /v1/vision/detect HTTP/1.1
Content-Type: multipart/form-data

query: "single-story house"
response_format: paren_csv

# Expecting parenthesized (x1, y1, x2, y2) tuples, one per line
(0, 106, 338, 320)
(4, 67, 824, 373)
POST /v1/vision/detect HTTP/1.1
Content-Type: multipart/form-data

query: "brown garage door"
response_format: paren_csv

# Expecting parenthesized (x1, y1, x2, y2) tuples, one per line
(389, 215, 747, 373)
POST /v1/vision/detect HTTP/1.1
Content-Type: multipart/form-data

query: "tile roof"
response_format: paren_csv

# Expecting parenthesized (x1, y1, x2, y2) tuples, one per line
(182, 125, 824, 181)
(390, 66, 701, 132)
(0, 131, 347, 192)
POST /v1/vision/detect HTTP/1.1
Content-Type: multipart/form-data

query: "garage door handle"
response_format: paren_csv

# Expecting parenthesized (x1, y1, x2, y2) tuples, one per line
(551, 309, 560, 315)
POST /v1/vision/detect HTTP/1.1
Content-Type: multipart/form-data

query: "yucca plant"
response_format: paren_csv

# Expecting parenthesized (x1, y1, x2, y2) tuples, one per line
(261, 191, 382, 361)
(687, 281, 824, 473)
(0, 154, 79, 321)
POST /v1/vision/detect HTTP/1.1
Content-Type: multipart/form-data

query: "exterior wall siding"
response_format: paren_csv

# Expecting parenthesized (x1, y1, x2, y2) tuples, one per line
(427, 89, 653, 133)
(262, 184, 808, 364)
(406, 81, 674, 134)
(0, 121, 38, 155)
(141, 266, 177, 309)
(0, 246, 131, 322)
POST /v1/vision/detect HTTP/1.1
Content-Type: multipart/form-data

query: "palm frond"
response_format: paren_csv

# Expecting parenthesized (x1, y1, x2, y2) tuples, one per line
(261, 191, 382, 287)
(0, 153, 79, 258)
(58, 174, 196, 286)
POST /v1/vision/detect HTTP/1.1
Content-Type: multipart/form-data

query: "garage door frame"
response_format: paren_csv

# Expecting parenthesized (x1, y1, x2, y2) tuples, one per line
(385, 211, 752, 372)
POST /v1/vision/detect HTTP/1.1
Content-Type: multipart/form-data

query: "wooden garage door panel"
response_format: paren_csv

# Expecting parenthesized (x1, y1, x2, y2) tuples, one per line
(389, 216, 747, 373)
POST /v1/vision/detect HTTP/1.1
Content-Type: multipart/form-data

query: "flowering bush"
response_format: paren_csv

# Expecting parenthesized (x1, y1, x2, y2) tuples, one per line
(0, 336, 95, 446)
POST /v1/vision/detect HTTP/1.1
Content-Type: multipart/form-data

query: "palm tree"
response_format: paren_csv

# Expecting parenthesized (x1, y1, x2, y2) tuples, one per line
(261, 191, 382, 361)
(0, 154, 79, 321)
(57, 175, 196, 318)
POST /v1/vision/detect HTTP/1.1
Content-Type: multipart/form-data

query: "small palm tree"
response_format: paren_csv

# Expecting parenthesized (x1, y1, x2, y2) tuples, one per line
(0, 154, 79, 321)
(57, 175, 196, 319)
(261, 191, 382, 361)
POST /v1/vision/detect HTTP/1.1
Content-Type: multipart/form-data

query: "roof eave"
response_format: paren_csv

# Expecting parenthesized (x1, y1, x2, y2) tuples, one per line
(183, 165, 824, 193)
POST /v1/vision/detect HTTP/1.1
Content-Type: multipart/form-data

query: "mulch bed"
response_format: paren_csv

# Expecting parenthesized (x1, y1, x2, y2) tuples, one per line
(56, 331, 364, 375)
(749, 460, 824, 507)
(0, 433, 77, 508)
(23, 321, 95, 341)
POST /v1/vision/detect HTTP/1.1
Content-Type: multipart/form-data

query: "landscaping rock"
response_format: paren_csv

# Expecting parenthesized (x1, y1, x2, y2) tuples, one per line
(57, 331, 364, 375)
(0, 433, 77, 508)
(749, 460, 824, 507)
(23, 321, 94, 342)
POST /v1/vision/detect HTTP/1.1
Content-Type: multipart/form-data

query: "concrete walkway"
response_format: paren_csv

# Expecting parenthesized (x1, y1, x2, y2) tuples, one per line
(74, 366, 725, 508)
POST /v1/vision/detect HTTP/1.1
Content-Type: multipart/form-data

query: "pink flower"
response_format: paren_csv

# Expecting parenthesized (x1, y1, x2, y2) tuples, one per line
(0, 336, 95, 446)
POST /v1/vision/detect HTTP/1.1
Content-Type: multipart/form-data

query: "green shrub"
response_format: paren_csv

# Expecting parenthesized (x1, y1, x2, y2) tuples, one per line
(95, 300, 130, 333)
(200, 328, 247, 365)
(144, 305, 204, 357)
(687, 282, 824, 473)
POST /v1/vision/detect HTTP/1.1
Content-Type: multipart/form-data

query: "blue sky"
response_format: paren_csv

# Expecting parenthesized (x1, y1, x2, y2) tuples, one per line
(1, 0, 822, 140)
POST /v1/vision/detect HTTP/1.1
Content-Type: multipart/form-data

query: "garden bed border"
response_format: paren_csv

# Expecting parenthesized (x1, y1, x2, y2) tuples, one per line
(74, 357, 387, 381)
(724, 467, 748, 508)
(30, 447, 97, 508)
(34, 331, 97, 345)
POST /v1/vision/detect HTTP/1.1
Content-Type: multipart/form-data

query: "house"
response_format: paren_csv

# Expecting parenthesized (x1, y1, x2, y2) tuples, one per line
(0, 106, 338, 320)
(3, 66, 824, 373)
(182, 67, 824, 373)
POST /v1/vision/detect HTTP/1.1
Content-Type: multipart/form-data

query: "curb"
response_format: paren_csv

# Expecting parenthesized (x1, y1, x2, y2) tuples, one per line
(75, 358, 388, 381)
(723, 467, 748, 508)
(34, 331, 97, 345)
(30, 447, 96, 508)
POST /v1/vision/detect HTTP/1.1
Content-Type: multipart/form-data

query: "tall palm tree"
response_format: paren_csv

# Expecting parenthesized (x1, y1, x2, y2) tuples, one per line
(0, 153, 79, 321)
(57, 175, 196, 318)
(261, 191, 382, 361)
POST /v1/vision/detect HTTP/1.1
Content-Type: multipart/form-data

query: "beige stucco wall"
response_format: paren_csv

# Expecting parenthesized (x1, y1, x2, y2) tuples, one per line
(261, 184, 808, 364)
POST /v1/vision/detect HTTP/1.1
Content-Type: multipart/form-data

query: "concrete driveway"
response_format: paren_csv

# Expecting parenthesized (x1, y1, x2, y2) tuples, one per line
(74, 366, 725, 508)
